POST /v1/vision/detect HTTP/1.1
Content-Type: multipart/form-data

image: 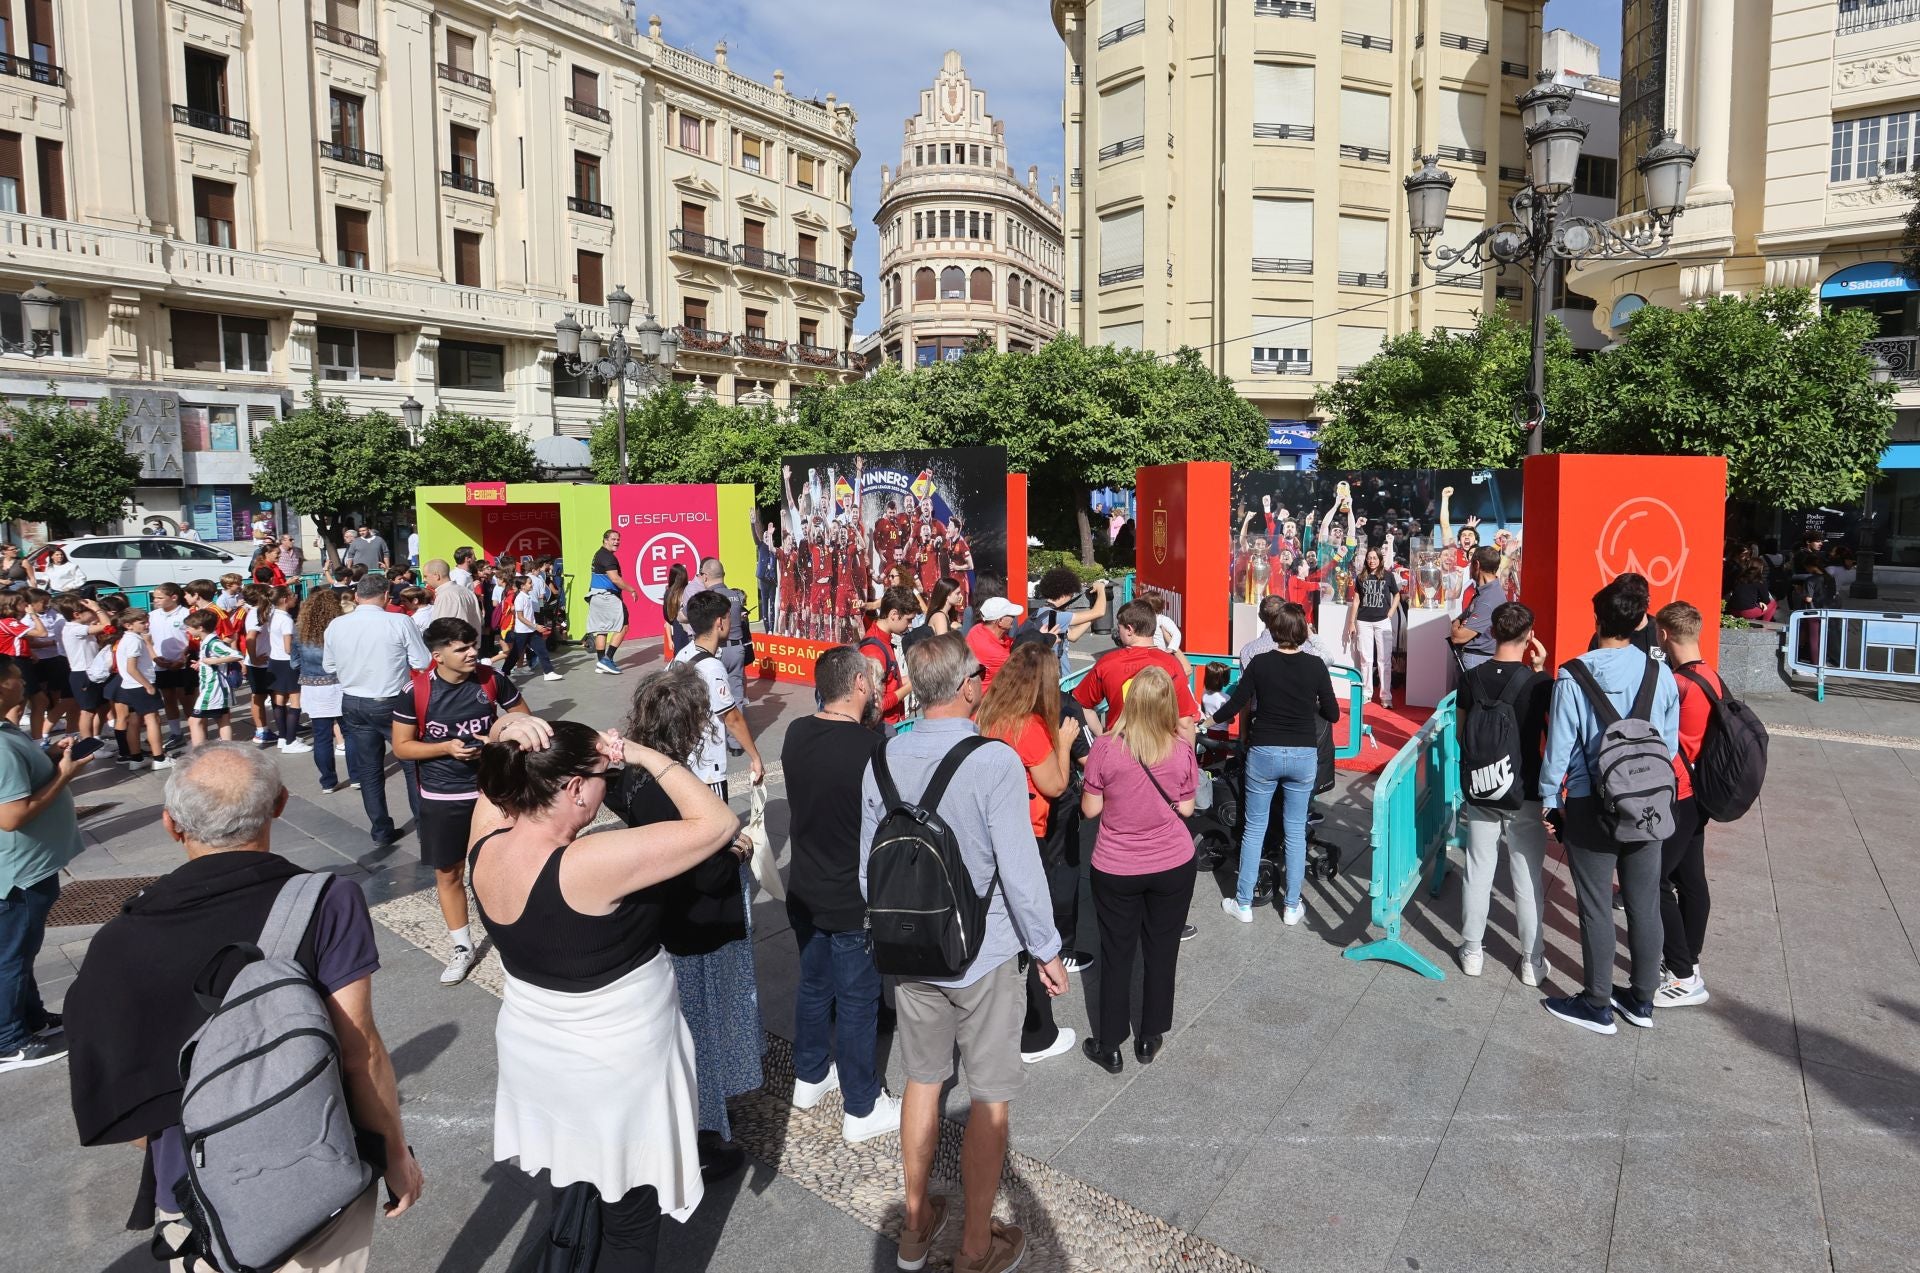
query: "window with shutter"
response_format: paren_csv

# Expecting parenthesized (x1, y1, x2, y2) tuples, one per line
(1337, 324, 1385, 372)
(454, 230, 482, 286)
(1100, 322, 1143, 352)
(798, 318, 819, 347)
(1251, 316, 1310, 372)
(450, 125, 479, 177)
(35, 139, 62, 219)
(448, 31, 475, 73)
(438, 340, 504, 391)
(193, 178, 235, 248)
(1098, 208, 1145, 283)
(1500, 113, 1525, 180)
(678, 112, 703, 153)
(336, 208, 369, 269)
(316, 325, 357, 380)
(1442, 0, 1489, 40)
(683, 298, 708, 330)
(1340, 88, 1390, 160)
(1252, 198, 1312, 272)
(1100, 79, 1146, 159)
(796, 233, 817, 263)
(970, 268, 993, 302)
(577, 250, 604, 305)
(330, 92, 365, 151)
(573, 152, 600, 202)
(327, 0, 362, 34)
(171, 310, 222, 372)
(1346, 0, 1391, 39)
(1254, 64, 1314, 139)
(1501, 7, 1530, 63)
(1439, 89, 1486, 160)
(572, 66, 598, 107)
(744, 308, 766, 339)
(738, 134, 762, 174)
(681, 201, 705, 235)
(1101, 0, 1144, 39)
(358, 330, 395, 380)
(796, 154, 817, 189)
(1337, 217, 1388, 286)
(25, 0, 51, 64)
(914, 268, 934, 301)
(743, 219, 765, 249)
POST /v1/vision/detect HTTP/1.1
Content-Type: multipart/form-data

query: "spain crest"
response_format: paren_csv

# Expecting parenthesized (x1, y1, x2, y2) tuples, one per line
(1151, 506, 1169, 566)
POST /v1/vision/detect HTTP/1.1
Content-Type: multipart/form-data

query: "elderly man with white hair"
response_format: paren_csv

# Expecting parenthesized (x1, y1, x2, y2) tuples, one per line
(64, 742, 422, 1272)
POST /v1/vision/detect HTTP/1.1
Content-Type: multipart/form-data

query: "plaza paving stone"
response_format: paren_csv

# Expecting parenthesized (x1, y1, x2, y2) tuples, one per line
(9, 646, 1920, 1272)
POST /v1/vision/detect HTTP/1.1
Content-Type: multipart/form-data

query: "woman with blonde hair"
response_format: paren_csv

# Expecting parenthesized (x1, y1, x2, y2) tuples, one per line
(1079, 664, 1198, 1074)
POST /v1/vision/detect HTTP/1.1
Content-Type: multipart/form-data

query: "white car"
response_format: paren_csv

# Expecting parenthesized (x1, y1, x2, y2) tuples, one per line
(32, 536, 241, 591)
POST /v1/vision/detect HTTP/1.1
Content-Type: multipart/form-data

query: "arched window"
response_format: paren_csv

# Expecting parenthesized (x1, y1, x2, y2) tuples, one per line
(914, 267, 935, 302)
(940, 266, 965, 299)
(1023, 279, 1034, 311)
(1007, 271, 1021, 309)
(970, 267, 993, 302)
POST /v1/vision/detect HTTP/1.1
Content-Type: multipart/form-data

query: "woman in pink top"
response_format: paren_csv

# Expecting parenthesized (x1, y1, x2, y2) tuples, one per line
(1079, 666, 1197, 1074)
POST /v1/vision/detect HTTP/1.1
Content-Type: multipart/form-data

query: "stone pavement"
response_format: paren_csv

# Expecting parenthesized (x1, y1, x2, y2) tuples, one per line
(7, 644, 1920, 1273)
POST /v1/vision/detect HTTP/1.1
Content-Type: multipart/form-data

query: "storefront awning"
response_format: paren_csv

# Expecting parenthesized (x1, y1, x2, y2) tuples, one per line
(1821, 262, 1919, 299)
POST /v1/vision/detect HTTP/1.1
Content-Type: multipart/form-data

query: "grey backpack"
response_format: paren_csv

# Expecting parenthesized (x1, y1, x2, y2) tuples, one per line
(174, 873, 373, 1273)
(1563, 657, 1677, 845)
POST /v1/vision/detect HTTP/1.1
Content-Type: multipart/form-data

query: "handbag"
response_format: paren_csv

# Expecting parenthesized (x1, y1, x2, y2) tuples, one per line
(533, 1180, 602, 1273)
(745, 779, 785, 902)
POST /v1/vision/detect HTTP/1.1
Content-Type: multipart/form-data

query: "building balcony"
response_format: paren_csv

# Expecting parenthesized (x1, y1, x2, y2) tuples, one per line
(174, 105, 250, 140)
(442, 170, 495, 197)
(1096, 18, 1146, 48)
(1867, 335, 1920, 379)
(318, 140, 383, 170)
(1501, 60, 1529, 78)
(1251, 357, 1313, 374)
(565, 97, 612, 124)
(1499, 165, 1527, 183)
(1098, 136, 1145, 162)
(438, 63, 491, 93)
(1338, 270, 1388, 288)
(313, 20, 378, 56)
(1099, 265, 1145, 286)
(1342, 31, 1391, 51)
(1435, 32, 1490, 53)
(1437, 145, 1487, 165)
(1838, 0, 1920, 35)
(790, 258, 840, 287)
(674, 326, 735, 355)
(734, 244, 788, 276)
(738, 334, 790, 362)
(1254, 123, 1314, 141)
(1495, 284, 1523, 301)
(793, 342, 846, 369)
(568, 196, 614, 219)
(197, 0, 244, 9)
(669, 228, 733, 262)
(1339, 143, 1389, 164)
(1437, 271, 1482, 290)
(1254, 257, 1313, 274)
(1253, 0, 1315, 17)
(838, 269, 864, 295)
(0, 54, 64, 87)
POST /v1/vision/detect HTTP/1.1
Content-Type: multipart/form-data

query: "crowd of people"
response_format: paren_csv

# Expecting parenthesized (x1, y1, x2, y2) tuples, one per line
(0, 497, 1759, 1273)
(1722, 530, 1858, 622)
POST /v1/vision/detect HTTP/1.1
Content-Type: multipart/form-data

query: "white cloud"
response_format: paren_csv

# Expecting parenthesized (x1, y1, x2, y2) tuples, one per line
(649, 1, 1066, 333)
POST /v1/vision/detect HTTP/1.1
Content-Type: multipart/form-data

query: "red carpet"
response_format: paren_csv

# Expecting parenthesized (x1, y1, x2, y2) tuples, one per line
(1334, 702, 1434, 775)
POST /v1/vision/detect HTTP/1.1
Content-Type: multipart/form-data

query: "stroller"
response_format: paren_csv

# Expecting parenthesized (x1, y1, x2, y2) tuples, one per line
(1190, 720, 1339, 905)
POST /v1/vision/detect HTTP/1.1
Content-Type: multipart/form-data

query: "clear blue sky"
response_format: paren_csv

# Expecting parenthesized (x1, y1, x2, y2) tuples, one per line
(653, 1, 1625, 334)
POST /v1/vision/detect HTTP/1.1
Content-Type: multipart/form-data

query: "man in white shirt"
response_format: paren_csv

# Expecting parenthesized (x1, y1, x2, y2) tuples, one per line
(674, 590, 763, 794)
(324, 576, 432, 847)
(449, 547, 475, 588)
(425, 559, 481, 631)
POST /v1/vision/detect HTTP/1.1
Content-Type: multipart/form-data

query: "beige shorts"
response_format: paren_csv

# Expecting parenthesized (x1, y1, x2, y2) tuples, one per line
(894, 957, 1025, 1104)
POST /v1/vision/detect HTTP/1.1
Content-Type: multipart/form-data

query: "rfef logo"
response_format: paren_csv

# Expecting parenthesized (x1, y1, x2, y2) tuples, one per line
(638, 532, 701, 603)
(1596, 496, 1688, 604)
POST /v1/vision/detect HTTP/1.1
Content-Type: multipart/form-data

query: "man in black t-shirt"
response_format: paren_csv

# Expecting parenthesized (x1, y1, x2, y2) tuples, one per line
(781, 644, 899, 1144)
(392, 617, 530, 985)
(585, 529, 640, 675)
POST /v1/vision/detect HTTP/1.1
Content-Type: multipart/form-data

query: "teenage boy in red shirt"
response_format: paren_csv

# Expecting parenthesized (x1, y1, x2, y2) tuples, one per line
(1072, 599, 1200, 734)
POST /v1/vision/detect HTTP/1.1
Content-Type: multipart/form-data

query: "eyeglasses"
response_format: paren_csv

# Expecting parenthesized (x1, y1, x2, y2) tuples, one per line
(967, 663, 986, 682)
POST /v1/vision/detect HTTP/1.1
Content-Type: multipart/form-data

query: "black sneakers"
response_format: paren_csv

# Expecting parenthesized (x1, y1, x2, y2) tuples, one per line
(0, 1034, 70, 1073)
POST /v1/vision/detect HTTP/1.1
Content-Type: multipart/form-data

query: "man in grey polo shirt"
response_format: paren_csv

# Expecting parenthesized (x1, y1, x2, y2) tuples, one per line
(324, 576, 431, 847)
(1450, 545, 1507, 672)
(343, 525, 390, 574)
(858, 633, 1065, 1273)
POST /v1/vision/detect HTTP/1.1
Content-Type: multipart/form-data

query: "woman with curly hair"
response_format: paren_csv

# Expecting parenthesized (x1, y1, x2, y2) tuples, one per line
(291, 585, 350, 791)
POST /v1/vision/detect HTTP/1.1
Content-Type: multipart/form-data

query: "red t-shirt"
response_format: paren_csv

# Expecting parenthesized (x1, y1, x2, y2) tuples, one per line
(966, 622, 1013, 689)
(1072, 645, 1201, 727)
(860, 623, 906, 723)
(987, 714, 1055, 839)
(0, 617, 30, 659)
(1670, 659, 1723, 802)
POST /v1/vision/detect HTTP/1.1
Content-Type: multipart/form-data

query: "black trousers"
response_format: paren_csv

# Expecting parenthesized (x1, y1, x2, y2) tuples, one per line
(1659, 797, 1710, 979)
(553, 1183, 660, 1271)
(1022, 857, 1081, 1053)
(1090, 855, 1197, 1049)
(1562, 797, 1666, 1009)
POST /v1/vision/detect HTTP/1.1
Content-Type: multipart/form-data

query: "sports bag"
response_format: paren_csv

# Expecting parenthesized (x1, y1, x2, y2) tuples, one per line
(865, 736, 998, 979)
(1458, 666, 1532, 811)
(1563, 657, 1677, 844)
(173, 874, 373, 1273)
(1674, 664, 1768, 823)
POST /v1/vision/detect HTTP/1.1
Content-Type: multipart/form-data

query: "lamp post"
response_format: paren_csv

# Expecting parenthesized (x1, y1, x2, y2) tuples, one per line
(1852, 355, 1894, 601)
(553, 284, 680, 485)
(399, 395, 425, 442)
(1403, 74, 1699, 455)
(1, 281, 62, 357)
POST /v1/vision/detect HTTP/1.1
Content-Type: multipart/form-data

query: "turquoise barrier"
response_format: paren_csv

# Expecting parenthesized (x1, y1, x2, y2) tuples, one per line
(1341, 691, 1461, 980)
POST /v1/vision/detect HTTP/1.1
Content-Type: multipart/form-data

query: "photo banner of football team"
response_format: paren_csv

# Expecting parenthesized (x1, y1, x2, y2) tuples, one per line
(756, 446, 1010, 683)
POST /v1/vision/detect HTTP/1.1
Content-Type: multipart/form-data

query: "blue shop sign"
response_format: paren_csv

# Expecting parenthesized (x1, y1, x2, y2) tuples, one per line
(1821, 263, 1920, 298)
(1266, 421, 1319, 452)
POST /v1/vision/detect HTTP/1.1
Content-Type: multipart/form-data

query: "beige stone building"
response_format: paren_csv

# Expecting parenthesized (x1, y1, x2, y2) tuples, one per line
(1051, 0, 1546, 434)
(1565, 0, 1920, 574)
(0, 0, 859, 538)
(872, 51, 1065, 368)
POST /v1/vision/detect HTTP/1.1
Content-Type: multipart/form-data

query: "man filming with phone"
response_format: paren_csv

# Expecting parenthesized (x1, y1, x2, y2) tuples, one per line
(1027, 568, 1110, 679)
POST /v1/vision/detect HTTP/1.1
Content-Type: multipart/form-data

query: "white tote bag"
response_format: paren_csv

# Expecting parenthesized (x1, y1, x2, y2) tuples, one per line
(745, 780, 785, 902)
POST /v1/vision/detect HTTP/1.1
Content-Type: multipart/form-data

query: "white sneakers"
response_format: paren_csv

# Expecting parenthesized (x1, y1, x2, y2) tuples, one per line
(843, 1091, 902, 1145)
(1222, 897, 1253, 923)
(1459, 946, 1485, 977)
(791, 1063, 840, 1111)
(1518, 957, 1552, 988)
(543, 671, 564, 681)
(1282, 901, 1305, 926)
(1656, 968, 1709, 1007)
(279, 740, 314, 754)
(439, 946, 476, 986)
(1021, 1027, 1076, 1065)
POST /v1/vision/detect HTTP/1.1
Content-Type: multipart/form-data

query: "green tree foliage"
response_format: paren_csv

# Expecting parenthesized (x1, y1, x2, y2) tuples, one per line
(412, 408, 539, 485)
(0, 394, 141, 531)
(588, 383, 821, 496)
(1314, 312, 1583, 470)
(1565, 287, 1895, 507)
(251, 387, 418, 542)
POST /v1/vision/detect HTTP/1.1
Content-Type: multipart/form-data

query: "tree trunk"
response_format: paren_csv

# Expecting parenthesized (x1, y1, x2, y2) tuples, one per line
(1076, 487, 1095, 566)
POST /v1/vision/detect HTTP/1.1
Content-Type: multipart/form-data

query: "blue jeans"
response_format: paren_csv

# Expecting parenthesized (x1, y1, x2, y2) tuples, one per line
(0, 875, 59, 1051)
(503, 630, 553, 675)
(1237, 745, 1317, 908)
(342, 693, 418, 842)
(790, 918, 882, 1118)
(310, 715, 353, 790)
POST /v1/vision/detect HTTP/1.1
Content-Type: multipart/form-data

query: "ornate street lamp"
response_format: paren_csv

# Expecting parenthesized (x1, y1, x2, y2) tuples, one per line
(4, 281, 62, 357)
(1403, 89, 1698, 455)
(553, 284, 680, 484)
(399, 395, 425, 440)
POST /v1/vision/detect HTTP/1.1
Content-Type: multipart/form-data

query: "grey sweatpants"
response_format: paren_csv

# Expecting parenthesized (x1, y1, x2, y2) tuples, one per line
(1459, 800, 1548, 968)
(1562, 797, 1665, 1009)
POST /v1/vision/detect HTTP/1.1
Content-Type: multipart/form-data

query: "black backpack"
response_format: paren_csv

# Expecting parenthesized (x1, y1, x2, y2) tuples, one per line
(1674, 664, 1769, 823)
(899, 622, 937, 655)
(1014, 605, 1065, 651)
(1458, 666, 1533, 811)
(866, 736, 998, 979)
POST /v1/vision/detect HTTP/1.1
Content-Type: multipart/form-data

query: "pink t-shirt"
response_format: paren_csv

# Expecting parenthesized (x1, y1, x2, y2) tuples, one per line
(1084, 734, 1198, 876)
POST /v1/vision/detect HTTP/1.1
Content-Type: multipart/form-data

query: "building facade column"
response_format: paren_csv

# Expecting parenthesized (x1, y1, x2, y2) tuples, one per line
(1688, 0, 1736, 205)
(381, 0, 442, 278)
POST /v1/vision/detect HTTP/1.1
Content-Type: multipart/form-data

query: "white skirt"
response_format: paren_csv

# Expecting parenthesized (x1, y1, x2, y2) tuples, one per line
(493, 954, 706, 1221)
(299, 682, 344, 718)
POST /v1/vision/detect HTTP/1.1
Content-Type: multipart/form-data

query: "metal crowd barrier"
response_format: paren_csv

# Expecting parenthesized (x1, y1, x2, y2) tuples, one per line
(1784, 609, 1920, 701)
(1341, 690, 1461, 981)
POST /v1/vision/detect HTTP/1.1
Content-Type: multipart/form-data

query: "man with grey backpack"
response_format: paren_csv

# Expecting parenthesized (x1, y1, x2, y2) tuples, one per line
(1538, 577, 1680, 1036)
(64, 744, 421, 1271)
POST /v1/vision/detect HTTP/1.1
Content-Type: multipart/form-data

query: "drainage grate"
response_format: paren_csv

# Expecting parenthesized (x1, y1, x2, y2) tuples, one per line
(49, 876, 161, 927)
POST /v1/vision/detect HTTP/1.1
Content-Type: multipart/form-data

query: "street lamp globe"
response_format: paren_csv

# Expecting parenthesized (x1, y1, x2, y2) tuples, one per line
(1403, 155, 1456, 246)
(606, 284, 635, 332)
(554, 311, 582, 358)
(400, 395, 425, 436)
(635, 308, 663, 361)
(1516, 70, 1574, 133)
(19, 281, 59, 345)
(1525, 101, 1590, 194)
(1638, 129, 1700, 228)
(659, 326, 680, 370)
(579, 325, 603, 365)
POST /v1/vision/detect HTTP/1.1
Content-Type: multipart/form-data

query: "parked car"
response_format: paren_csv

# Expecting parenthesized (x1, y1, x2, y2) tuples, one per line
(29, 536, 240, 592)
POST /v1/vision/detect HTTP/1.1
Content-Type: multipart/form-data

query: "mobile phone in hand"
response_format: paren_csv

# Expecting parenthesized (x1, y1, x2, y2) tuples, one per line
(69, 736, 105, 761)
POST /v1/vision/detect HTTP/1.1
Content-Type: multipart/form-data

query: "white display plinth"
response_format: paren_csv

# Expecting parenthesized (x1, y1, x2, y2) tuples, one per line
(1403, 606, 1455, 708)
